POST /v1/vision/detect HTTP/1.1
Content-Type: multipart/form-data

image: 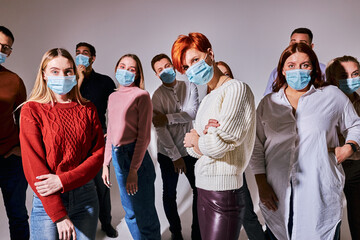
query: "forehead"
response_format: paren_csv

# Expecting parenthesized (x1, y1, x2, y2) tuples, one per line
(0, 32, 13, 46)
(76, 46, 91, 52)
(119, 56, 137, 66)
(154, 58, 171, 69)
(340, 61, 359, 72)
(217, 64, 228, 73)
(46, 56, 73, 69)
(285, 52, 310, 63)
(183, 48, 205, 65)
(290, 33, 311, 43)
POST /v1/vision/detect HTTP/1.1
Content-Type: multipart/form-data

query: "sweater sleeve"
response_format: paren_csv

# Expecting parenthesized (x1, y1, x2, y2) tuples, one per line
(20, 104, 67, 222)
(58, 104, 105, 192)
(198, 82, 256, 159)
(130, 92, 152, 171)
(104, 95, 113, 166)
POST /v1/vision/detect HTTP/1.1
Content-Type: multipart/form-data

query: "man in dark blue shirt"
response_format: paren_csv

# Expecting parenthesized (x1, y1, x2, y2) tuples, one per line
(76, 42, 118, 238)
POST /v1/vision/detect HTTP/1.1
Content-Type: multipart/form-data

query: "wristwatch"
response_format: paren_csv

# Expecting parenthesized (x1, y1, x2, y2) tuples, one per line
(346, 142, 358, 153)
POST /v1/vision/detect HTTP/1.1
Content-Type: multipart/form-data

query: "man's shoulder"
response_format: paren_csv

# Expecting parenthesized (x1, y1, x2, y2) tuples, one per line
(0, 66, 22, 80)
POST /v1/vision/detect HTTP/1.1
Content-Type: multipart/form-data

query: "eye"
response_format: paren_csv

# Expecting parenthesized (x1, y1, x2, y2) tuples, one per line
(302, 63, 309, 68)
(288, 64, 295, 68)
(128, 68, 136, 73)
(119, 65, 125, 69)
(51, 70, 58, 74)
(192, 58, 199, 64)
(352, 71, 359, 78)
(182, 65, 189, 71)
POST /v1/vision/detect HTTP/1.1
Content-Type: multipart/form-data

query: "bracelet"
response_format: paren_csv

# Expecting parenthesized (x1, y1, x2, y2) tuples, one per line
(346, 142, 357, 153)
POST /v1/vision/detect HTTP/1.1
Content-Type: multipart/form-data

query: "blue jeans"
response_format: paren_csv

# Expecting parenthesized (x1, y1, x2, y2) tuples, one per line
(157, 153, 201, 239)
(0, 154, 29, 240)
(242, 174, 266, 240)
(30, 181, 99, 240)
(112, 143, 160, 240)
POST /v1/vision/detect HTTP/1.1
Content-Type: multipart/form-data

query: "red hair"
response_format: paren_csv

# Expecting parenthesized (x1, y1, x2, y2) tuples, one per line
(272, 43, 326, 92)
(171, 32, 212, 74)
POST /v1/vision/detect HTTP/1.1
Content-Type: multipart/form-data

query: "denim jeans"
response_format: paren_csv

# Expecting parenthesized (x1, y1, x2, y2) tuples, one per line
(112, 143, 160, 240)
(30, 180, 99, 240)
(242, 174, 266, 240)
(197, 187, 246, 240)
(157, 153, 201, 239)
(0, 154, 29, 240)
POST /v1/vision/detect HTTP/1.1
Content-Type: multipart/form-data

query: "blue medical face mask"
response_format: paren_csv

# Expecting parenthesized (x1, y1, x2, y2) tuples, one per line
(339, 77, 360, 94)
(0, 52, 7, 64)
(159, 67, 176, 84)
(115, 69, 135, 86)
(75, 54, 90, 67)
(285, 69, 312, 90)
(186, 55, 214, 85)
(47, 75, 77, 95)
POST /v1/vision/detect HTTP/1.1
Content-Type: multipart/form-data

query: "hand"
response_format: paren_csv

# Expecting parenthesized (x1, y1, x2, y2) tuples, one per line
(34, 174, 63, 196)
(56, 215, 76, 240)
(102, 165, 112, 188)
(77, 65, 86, 87)
(335, 143, 355, 164)
(4, 146, 21, 158)
(126, 169, 138, 196)
(173, 157, 186, 174)
(152, 110, 168, 127)
(255, 174, 278, 211)
(184, 129, 199, 148)
(203, 119, 220, 134)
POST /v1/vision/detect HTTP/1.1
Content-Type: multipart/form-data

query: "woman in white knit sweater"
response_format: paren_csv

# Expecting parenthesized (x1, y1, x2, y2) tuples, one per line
(171, 32, 256, 240)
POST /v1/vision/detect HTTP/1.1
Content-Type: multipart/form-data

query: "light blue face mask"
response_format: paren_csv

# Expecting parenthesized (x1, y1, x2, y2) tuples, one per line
(115, 69, 135, 86)
(0, 52, 7, 64)
(339, 77, 360, 95)
(75, 54, 90, 67)
(159, 67, 176, 84)
(186, 55, 214, 85)
(285, 69, 312, 90)
(47, 75, 77, 95)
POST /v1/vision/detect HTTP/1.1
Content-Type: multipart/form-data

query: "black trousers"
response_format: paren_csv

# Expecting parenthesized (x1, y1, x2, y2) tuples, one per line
(343, 160, 360, 240)
(94, 166, 112, 226)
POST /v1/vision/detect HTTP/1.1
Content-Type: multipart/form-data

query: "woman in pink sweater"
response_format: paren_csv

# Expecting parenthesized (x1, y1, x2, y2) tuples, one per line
(20, 48, 104, 240)
(102, 54, 160, 240)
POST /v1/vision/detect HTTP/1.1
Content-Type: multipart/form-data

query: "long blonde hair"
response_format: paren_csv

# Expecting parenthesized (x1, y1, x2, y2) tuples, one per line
(26, 48, 87, 105)
(115, 54, 145, 90)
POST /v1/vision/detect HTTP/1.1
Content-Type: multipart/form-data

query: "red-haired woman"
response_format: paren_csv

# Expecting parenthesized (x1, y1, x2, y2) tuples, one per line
(250, 43, 360, 240)
(172, 32, 256, 240)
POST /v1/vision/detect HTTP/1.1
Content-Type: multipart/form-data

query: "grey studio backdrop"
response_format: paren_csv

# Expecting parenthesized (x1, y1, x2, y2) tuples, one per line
(1, 0, 360, 239)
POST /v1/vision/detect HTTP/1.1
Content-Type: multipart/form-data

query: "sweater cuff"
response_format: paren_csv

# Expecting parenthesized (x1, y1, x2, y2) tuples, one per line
(50, 209, 68, 223)
(186, 147, 202, 159)
(58, 173, 69, 193)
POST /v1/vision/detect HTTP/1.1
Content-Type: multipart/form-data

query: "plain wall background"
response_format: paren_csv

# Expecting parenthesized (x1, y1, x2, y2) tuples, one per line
(1, 0, 360, 239)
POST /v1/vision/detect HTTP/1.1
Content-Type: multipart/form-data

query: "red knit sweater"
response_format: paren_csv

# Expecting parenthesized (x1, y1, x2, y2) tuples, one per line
(20, 101, 105, 222)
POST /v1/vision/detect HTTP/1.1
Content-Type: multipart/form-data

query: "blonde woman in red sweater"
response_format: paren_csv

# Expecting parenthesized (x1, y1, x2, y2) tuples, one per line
(19, 48, 105, 240)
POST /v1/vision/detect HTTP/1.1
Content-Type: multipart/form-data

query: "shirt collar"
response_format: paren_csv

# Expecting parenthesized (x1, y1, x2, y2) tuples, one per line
(161, 80, 178, 90)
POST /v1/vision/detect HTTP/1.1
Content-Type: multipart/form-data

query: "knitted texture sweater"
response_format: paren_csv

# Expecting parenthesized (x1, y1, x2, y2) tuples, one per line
(187, 79, 256, 191)
(20, 101, 105, 222)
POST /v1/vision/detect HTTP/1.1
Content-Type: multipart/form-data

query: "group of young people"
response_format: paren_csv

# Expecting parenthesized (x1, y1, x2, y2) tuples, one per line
(1, 24, 360, 240)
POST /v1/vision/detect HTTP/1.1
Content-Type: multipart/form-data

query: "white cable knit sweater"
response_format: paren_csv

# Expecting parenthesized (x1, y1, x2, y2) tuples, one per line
(187, 79, 256, 191)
